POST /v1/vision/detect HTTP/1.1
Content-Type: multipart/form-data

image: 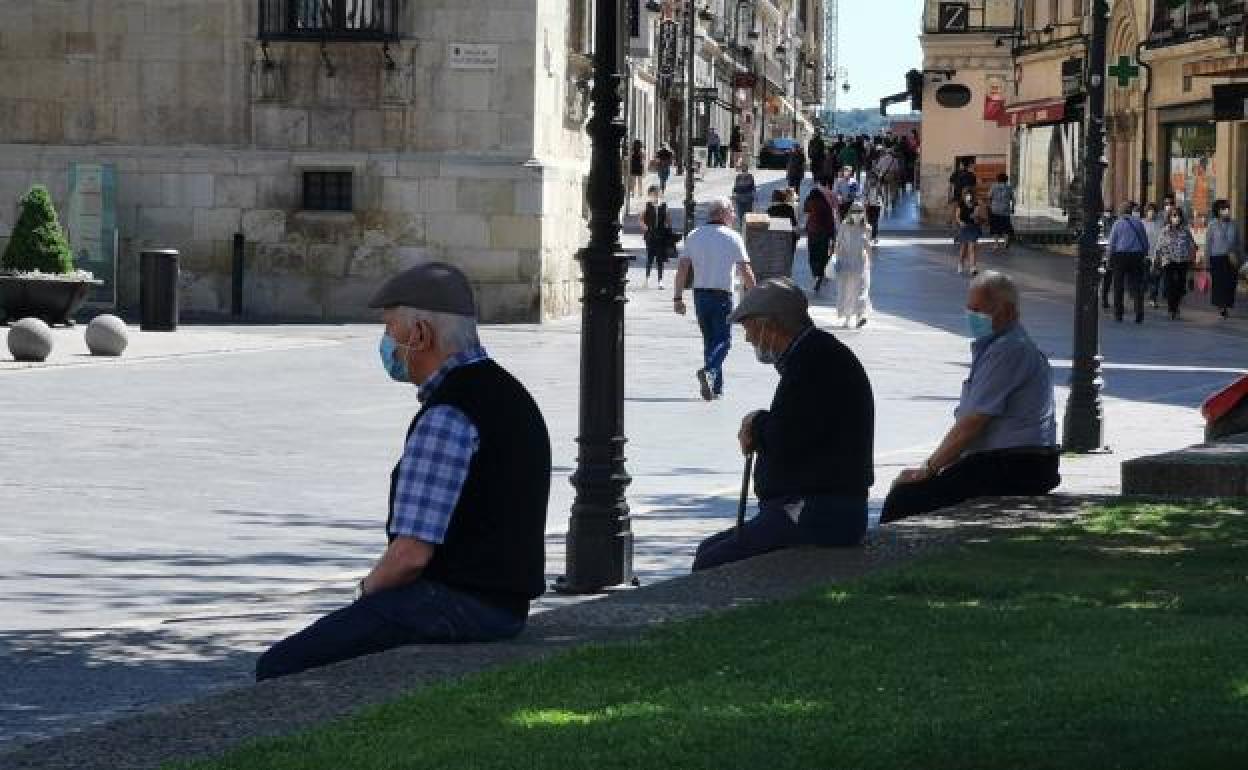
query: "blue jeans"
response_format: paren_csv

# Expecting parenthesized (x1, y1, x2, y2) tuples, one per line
(735, 199, 753, 230)
(692, 493, 868, 571)
(693, 289, 732, 395)
(255, 580, 525, 681)
(658, 168, 671, 192)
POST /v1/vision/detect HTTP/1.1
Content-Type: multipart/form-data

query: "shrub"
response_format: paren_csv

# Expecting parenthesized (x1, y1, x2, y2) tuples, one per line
(2, 185, 75, 275)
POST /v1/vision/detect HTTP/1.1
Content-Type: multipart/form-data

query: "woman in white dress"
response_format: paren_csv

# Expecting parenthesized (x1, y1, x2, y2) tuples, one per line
(834, 201, 873, 328)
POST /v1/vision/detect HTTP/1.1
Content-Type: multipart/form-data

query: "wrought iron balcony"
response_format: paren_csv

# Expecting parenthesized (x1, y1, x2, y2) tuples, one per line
(258, 0, 401, 41)
(1149, 0, 1245, 47)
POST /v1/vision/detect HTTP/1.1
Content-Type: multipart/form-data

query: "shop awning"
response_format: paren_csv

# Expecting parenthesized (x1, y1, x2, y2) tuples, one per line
(999, 98, 1067, 127)
(1184, 54, 1248, 79)
(1157, 100, 1216, 124)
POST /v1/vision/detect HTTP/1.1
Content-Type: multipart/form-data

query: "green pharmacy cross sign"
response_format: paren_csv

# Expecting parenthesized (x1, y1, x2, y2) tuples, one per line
(1108, 55, 1141, 88)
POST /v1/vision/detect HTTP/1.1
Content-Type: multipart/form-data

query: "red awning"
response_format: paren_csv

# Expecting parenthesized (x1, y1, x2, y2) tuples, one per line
(998, 98, 1067, 127)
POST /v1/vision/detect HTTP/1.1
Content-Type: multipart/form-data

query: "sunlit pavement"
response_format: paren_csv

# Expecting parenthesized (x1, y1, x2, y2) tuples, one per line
(2, 171, 1246, 748)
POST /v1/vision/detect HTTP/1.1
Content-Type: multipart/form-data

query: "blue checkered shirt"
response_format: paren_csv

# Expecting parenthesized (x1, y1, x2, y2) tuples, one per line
(388, 346, 488, 543)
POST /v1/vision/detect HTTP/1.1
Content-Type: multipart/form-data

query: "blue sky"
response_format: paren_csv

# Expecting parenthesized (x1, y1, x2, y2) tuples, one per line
(835, 0, 924, 110)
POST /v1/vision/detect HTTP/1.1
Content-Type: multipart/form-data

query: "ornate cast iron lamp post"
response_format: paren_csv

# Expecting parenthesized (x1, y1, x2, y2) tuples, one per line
(1062, 0, 1108, 452)
(684, 0, 699, 236)
(557, 0, 635, 593)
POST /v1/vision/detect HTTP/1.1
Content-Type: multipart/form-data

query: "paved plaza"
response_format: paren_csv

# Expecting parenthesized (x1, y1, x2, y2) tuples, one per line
(3, 171, 1247, 750)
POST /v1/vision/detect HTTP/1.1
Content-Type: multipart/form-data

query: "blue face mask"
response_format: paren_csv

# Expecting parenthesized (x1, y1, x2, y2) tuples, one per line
(379, 332, 411, 383)
(966, 310, 995, 341)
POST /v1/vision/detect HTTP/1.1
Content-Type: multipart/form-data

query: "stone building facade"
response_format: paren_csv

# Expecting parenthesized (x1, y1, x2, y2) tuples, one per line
(0, 0, 596, 322)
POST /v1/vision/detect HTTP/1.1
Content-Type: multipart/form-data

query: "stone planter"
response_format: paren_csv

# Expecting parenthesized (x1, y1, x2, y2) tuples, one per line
(0, 276, 103, 327)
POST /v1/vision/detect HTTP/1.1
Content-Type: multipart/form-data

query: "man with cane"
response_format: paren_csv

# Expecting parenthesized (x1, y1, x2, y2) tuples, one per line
(692, 278, 875, 571)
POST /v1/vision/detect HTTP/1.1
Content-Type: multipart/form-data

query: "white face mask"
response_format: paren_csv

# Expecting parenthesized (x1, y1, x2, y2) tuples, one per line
(752, 322, 780, 365)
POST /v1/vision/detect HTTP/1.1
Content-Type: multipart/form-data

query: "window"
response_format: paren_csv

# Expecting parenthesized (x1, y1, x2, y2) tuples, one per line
(1069, 0, 1084, 20)
(568, 0, 593, 56)
(258, 0, 400, 41)
(302, 171, 353, 212)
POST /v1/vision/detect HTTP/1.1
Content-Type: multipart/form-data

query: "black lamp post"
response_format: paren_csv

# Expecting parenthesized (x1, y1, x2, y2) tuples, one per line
(557, 0, 635, 593)
(1061, 0, 1108, 452)
(684, 0, 698, 236)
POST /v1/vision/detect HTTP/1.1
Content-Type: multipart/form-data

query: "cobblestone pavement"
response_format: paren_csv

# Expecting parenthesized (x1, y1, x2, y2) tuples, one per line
(2, 169, 1246, 748)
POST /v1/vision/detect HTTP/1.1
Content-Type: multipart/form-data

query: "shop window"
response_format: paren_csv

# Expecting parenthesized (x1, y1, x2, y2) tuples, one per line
(302, 171, 353, 212)
(1166, 123, 1217, 238)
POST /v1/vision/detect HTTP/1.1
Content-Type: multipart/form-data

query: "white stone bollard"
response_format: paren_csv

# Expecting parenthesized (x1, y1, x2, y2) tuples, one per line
(85, 314, 130, 356)
(7, 317, 54, 362)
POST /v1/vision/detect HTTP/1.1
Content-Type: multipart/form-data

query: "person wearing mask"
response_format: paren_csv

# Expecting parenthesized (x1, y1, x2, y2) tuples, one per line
(1206, 199, 1241, 318)
(256, 263, 551, 680)
(730, 125, 745, 169)
(655, 144, 675, 194)
(953, 190, 982, 275)
(732, 161, 758, 230)
(1156, 207, 1198, 320)
(803, 176, 839, 293)
(640, 185, 675, 289)
(1105, 200, 1151, 324)
(692, 278, 875, 570)
(1148, 197, 1177, 307)
(834, 201, 873, 329)
(832, 166, 859, 220)
(881, 271, 1059, 523)
(786, 145, 807, 193)
(949, 159, 977, 204)
(628, 140, 646, 201)
(1141, 202, 1162, 307)
(987, 173, 1015, 251)
(672, 198, 758, 400)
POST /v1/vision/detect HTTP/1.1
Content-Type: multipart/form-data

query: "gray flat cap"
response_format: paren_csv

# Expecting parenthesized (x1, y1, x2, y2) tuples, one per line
(729, 277, 810, 326)
(368, 262, 477, 316)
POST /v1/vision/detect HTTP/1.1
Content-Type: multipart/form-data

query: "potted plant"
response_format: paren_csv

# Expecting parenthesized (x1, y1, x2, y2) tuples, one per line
(0, 185, 100, 326)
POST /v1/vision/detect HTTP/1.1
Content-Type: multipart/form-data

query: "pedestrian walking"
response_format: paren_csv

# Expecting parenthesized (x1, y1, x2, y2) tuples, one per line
(808, 132, 827, 184)
(1156, 207, 1198, 320)
(832, 166, 858, 220)
(641, 185, 675, 289)
(786, 146, 807, 192)
(953, 190, 983, 274)
(732, 162, 757, 230)
(1142, 202, 1164, 307)
(987, 173, 1015, 250)
(949, 159, 976, 204)
(672, 198, 758, 401)
(1207, 199, 1241, 318)
(803, 177, 839, 293)
(628, 140, 646, 201)
(834, 201, 872, 328)
(707, 127, 723, 168)
(655, 144, 675, 193)
(1105, 201, 1151, 324)
(863, 174, 883, 245)
(730, 125, 744, 169)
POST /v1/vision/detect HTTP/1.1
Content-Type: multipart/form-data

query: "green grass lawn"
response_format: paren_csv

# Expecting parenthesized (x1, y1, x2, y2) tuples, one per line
(187, 502, 1248, 770)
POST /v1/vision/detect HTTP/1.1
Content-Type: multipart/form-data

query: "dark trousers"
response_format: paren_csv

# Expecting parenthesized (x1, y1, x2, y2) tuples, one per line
(880, 449, 1061, 524)
(787, 173, 804, 191)
(255, 580, 524, 681)
(1210, 253, 1237, 310)
(693, 493, 868, 571)
(808, 232, 832, 284)
(693, 289, 732, 396)
(644, 239, 667, 281)
(866, 204, 882, 236)
(1109, 251, 1147, 321)
(1163, 263, 1190, 315)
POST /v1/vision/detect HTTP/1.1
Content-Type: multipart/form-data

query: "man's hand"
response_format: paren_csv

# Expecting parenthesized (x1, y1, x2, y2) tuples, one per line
(893, 463, 934, 487)
(673, 296, 687, 315)
(738, 410, 763, 455)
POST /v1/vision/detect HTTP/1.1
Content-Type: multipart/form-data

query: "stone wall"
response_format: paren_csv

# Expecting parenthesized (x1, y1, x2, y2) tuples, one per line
(0, 0, 591, 323)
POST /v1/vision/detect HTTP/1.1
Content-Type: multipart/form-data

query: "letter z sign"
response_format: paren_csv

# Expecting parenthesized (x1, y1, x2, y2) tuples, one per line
(938, 2, 970, 32)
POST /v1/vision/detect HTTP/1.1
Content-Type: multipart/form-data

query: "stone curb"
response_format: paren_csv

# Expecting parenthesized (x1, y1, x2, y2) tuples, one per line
(0, 495, 1094, 770)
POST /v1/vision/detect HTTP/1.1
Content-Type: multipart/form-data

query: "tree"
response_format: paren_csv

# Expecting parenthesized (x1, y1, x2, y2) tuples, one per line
(2, 185, 75, 274)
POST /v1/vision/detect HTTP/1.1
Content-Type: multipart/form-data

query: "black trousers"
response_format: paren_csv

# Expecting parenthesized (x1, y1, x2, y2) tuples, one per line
(1109, 251, 1147, 321)
(1163, 263, 1190, 315)
(880, 449, 1061, 524)
(808, 232, 832, 283)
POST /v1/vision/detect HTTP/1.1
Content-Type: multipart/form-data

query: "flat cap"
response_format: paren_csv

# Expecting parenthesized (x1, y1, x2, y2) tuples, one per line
(729, 277, 810, 326)
(368, 262, 477, 316)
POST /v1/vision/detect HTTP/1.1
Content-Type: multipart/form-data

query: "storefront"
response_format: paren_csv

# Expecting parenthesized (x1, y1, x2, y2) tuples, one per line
(1004, 99, 1084, 235)
(1159, 102, 1217, 247)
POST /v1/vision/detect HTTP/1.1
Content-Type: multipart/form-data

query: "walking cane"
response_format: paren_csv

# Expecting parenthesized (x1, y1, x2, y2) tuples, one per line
(736, 451, 755, 540)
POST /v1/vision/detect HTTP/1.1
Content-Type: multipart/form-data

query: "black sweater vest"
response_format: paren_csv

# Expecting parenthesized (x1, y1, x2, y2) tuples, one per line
(387, 360, 551, 615)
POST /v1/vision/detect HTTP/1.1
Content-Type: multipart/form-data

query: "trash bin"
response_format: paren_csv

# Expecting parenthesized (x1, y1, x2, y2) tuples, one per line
(140, 249, 179, 331)
(744, 216, 796, 283)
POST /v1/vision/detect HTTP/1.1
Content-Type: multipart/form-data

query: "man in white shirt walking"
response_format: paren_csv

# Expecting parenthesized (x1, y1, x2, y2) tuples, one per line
(673, 198, 758, 400)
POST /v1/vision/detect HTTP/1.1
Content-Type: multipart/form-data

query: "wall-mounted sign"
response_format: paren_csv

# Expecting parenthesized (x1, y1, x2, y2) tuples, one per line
(1061, 57, 1085, 98)
(935, 84, 972, 108)
(448, 43, 499, 70)
(937, 2, 970, 32)
(67, 163, 117, 308)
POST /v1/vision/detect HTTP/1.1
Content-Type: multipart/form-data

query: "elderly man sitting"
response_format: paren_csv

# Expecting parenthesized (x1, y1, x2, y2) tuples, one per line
(256, 262, 551, 680)
(692, 278, 875, 571)
(881, 271, 1059, 523)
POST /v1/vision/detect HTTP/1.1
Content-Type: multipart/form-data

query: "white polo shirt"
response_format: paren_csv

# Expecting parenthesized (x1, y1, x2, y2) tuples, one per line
(682, 223, 750, 291)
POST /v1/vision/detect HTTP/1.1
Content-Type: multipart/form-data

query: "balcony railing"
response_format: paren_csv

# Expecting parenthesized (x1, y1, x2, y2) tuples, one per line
(258, 0, 401, 41)
(1149, 0, 1245, 46)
